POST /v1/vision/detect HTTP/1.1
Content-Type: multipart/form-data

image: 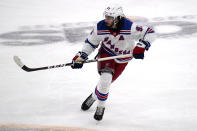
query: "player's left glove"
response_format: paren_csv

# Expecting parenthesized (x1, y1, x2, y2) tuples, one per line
(133, 39, 151, 59)
(71, 51, 88, 69)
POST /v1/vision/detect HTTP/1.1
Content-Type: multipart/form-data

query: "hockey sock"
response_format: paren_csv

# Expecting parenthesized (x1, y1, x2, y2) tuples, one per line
(94, 72, 112, 107)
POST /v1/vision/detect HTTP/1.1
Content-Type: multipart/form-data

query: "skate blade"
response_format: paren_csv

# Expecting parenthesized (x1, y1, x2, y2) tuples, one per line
(95, 120, 102, 125)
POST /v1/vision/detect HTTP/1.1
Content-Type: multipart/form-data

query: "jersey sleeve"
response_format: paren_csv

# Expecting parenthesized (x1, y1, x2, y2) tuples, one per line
(82, 25, 102, 55)
(142, 26, 155, 43)
(131, 23, 156, 44)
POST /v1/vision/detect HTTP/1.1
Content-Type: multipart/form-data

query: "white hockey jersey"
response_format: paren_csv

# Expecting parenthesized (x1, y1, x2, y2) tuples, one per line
(82, 18, 155, 63)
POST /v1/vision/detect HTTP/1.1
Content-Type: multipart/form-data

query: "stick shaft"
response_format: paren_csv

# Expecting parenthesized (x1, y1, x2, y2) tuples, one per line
(14, 54, 133, 72)
(97, 54, 132, 62)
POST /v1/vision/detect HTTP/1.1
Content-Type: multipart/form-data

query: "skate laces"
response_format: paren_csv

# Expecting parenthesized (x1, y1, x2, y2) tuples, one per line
(86, 96, 95, 106)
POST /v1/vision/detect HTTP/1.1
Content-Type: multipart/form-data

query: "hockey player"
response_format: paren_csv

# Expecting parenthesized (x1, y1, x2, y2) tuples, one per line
(71, 5, 155, 121)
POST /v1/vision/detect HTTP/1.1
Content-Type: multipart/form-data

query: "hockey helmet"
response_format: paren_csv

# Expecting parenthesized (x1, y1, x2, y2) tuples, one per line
(103, 4, 125, 20)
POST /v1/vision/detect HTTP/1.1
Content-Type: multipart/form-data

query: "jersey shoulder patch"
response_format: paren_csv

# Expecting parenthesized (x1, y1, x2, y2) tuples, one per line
(136, 26, 143, 32)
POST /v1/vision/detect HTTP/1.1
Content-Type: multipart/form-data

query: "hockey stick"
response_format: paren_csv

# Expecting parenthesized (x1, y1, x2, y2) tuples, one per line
(13, 54, 133, 72)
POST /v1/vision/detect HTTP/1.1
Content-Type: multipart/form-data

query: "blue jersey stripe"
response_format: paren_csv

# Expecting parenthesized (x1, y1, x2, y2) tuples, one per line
(85, 39, 97, 49)
(119, 33, 131, 35)
(97, 33, 111, 35)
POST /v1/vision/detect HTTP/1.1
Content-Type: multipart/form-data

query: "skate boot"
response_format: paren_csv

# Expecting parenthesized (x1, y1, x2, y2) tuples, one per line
(81, 93, 96, 111)
(94, 106, 105, 121)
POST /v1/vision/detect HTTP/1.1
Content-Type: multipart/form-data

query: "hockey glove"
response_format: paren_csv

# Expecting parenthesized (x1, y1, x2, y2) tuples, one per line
(71, 51, 88, 69)
(133, 39, 151, 59)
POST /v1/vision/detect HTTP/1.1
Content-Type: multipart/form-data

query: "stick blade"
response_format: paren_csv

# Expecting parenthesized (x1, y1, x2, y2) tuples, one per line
(13, 56, 24, 68)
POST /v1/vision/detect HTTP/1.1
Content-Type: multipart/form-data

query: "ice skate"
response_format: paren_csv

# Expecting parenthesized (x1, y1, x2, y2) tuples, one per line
(94, 106, 105, 121)
(81, 93, 96, 111)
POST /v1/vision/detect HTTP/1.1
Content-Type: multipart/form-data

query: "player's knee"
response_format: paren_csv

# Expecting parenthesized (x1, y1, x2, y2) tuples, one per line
(99, 72, 112, 88)
(99, 68, 114, 75)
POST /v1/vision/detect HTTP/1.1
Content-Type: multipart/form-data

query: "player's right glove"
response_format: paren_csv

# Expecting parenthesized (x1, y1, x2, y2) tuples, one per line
(133, 39, 151, 59)
(71, 51, 88, 69)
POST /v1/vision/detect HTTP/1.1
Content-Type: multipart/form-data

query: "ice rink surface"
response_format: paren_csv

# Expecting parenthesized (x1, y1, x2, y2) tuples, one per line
(0, 0, 197, 131)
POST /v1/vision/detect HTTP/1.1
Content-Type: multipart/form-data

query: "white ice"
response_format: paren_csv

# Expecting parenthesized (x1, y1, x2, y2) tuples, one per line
(0, 0, 197, 131)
